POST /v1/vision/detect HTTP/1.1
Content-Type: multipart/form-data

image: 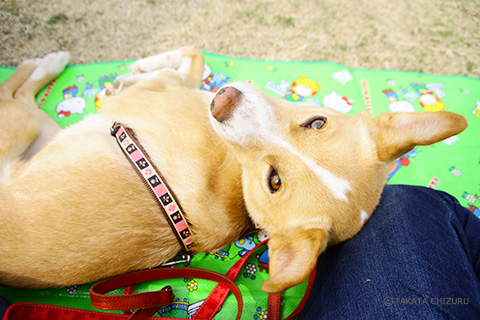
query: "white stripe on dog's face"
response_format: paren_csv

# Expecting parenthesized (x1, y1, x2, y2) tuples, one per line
(210, 82, 351, 202)
(275, 138, 351, 201)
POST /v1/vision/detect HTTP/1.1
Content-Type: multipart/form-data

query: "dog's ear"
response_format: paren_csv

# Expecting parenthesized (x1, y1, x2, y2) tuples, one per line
(371, 111, 467, 162)
(260, 229, 327, 294)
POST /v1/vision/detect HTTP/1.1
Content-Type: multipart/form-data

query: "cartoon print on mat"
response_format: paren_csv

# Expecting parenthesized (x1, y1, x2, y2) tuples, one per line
(266, 65, 277, 72)
(386, 148, 418, 183)
(399, 87, 419, 102)
(256, 230, 270, 273)
(426, 83, 447, 98)
(448, 166, 462, 177)
(201, 63, 230, 92)
(186, 279, 198, 292)
(205, 244, 231, 261)
(205, 228, 271, 261)
(82, 82, 99, 98)
(463, 189, 480, 218)
(382, 88, 415, 112)
(206, 231, 268, 261)
(65, 285, 78, 295)
(382, 80, 447, 112)
(37, 79, 56, 109)
(472, 101, 480, 118)
(225, 61, 236, 68)
(244, 263, 258, 280)
(286, 76, 321, 102)
(95, 74, 116, 110)
(469, 204, 480, 217)
(257, 247, 269, 273)
(157, 298, 188, 316)
(265, 75, 321, 104)
(442, 135, 460, 145)
(235, 235, 256, 257)
(427, 176, 440, 189)
(411, 82, 445, 111)
(462, 192, 479, 205)
(56, 85, 86, 118)
(188, 300, 215, 319)
(322, 91, 353, 113)
(332, 69, 353, 85)
(157, 297, 210, 318)
(265, 79, 290, 97)
(254, 307, 268, 320)
(118, 64, 127, 72)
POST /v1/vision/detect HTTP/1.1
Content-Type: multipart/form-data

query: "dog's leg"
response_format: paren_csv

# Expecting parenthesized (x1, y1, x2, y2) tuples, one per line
(0, 60, 42, 164)
(18, 52, 70, 160)
(112, 46, 204, 94)
(0, 59, 40, 101)
(106, 70, 163, 96)
(175, 46, 205, 89)
(13, 52, 70, 106)
(0, 52, 70, 163)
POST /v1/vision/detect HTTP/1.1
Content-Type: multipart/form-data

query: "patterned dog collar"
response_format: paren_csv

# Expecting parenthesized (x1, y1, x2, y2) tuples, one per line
(111, 121, 193, 252)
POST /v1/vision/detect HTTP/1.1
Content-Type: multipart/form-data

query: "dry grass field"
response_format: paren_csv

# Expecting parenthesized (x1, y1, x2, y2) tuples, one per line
(0, 0, 479, 78)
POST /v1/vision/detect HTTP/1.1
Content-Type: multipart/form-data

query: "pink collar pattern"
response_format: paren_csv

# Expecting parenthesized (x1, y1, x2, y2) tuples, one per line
(111, 122, 193, 252)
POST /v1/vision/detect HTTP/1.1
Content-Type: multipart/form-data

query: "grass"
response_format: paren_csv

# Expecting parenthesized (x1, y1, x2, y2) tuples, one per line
(0, 0, 477, 78)
(467, 61, 476, 73)
(438, 30, 454, 37)
(19, 13, 34, 25)
(275, 15, 295, 27)
(47, 13, 68, 25)
(1, 2, 19, 15)
(74, 13, 87, 22)
(234, 10, 256, 19)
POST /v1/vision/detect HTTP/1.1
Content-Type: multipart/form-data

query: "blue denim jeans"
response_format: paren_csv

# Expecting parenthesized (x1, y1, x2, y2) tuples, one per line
(301, 185, 480, 319)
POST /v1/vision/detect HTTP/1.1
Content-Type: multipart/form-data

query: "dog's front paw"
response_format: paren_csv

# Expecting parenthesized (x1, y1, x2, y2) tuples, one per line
(105, 79, 124, 97)
(28, 52, 71, 81)
(19, 58, 43, 68)
(128, 57, 158, 74)
(128, 61, 145, 74)
(40, 52, 71, 74)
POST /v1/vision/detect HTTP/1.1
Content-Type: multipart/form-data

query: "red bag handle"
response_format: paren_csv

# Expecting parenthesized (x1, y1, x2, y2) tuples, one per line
(90, 268, 243, 320)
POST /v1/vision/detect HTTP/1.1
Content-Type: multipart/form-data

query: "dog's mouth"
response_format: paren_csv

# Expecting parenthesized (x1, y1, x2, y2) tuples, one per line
(210, 86, 243, 123)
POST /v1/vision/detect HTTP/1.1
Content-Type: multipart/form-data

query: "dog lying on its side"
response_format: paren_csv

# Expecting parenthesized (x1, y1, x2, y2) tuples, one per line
(0, 47, 467, 293)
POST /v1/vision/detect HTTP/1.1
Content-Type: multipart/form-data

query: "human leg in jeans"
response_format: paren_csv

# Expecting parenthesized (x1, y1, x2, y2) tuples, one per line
(301, 184, 480, 319)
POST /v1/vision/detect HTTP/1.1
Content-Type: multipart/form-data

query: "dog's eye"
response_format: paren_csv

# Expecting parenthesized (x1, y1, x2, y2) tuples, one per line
(268, 168, 282, 193)
(303, 117, 327, 130)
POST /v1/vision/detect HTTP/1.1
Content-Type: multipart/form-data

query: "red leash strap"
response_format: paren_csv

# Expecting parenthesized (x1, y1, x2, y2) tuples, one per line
(268, 294, 282, 320)
(90, 268, 243, 320)
(90, 240, 312, 319)
(193, 240, 278, 319)
(90, 271, 173, 313)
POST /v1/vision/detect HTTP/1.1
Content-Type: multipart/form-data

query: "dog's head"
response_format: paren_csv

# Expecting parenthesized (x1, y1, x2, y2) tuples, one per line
(209, 82, 467, 293)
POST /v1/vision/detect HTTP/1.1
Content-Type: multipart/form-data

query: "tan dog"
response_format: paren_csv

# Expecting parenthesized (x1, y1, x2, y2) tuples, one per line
(0, 47, 467, 294)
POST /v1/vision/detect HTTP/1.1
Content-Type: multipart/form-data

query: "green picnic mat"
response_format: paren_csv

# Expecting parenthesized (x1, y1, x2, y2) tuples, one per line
(0, 51, 479, 316)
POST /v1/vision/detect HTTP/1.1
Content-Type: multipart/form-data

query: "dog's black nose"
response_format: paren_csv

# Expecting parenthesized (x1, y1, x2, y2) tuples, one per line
(210, 87, 242, 122)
